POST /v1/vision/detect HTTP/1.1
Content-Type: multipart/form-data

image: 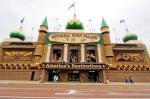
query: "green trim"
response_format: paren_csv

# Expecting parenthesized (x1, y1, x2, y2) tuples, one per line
(41, 17, 48, 27)
(10, 31, 25, 41)
(44, 33, 52, 44)
(123, 33, 138, 42)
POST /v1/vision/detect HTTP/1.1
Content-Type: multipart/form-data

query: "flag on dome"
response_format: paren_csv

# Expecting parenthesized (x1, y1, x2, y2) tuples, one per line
(68, 3, 75, 10)
(120, 19, 125, 23)
(88, 19, 92, 22)
(20, 17, 25, 23)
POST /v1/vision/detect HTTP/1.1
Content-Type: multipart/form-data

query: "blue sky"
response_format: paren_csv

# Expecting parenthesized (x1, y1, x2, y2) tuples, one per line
(0, 0, 150, 53)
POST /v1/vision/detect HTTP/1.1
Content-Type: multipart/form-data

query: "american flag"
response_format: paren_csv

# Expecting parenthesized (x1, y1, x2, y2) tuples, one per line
(68, 3, 75, 10)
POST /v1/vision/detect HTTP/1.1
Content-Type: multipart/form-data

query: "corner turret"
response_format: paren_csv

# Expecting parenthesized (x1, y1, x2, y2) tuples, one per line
(100, 18, 114, 64)
(100, 18, 111, 44)
(37, 17, 48, 44)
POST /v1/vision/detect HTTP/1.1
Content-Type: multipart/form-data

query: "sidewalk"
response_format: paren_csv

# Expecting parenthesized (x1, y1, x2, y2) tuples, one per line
(0, 80, 150, 85)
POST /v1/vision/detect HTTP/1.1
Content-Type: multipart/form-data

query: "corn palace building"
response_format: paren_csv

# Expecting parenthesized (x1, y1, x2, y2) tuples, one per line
(0, 17, 150, 83)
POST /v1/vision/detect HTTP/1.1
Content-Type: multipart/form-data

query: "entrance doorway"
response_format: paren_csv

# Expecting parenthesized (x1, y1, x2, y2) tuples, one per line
(88, 70, 99, 82)
(48, 70, 59, 82)
(30, 71, 35, 81)
(68, 71, 80, 81)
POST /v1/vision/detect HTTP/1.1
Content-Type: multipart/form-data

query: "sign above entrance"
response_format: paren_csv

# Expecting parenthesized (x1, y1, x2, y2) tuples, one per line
(48, 33, 100, 43)
(40, 63, 108, 70)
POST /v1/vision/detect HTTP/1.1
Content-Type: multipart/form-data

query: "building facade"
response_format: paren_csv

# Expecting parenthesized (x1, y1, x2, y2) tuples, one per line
(0, 17, 150, 83)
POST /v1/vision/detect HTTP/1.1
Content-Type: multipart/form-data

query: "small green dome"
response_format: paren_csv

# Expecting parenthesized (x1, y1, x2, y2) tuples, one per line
(123, 33, 138, 42)
(10, 31, 25, 41)
(66, 19, 84, 30)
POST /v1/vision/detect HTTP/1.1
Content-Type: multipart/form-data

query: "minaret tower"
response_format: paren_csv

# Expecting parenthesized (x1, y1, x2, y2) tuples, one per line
(37, 17, 48, 44)
(100, 18, 111, 44)
(100, 18, 114, 63)
(34, 17, 48, 62)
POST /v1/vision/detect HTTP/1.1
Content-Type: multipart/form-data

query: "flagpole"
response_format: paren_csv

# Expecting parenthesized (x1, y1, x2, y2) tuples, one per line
(112, 28, 118, 43)
(31, 27, 34, 41)
(88, 19, 93, 32)
(68, 3, 76, 18)
(122, 19, 128, 32)
(73, 2, 76, 18)
(120, 19, 129, 33)
(124, 22, 128, 33)
(20, 22, 23, 30)
(20, 16, 25, 30)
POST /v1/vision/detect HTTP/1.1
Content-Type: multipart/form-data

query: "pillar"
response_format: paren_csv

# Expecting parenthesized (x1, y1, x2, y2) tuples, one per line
(34, 45, 43, 62)
(80, 71, 88, 82)
(59, 70, 68, 82)
(63, 44, 68, 62)
(41, 69, 45, 82)
(45, 44, 51, 62)
(99, 70, 107, 83)
(102, 70, 107, 83)
(0, 46, 2, 60)
(97, 44, 102, 63)
(80, 44, 85, 62)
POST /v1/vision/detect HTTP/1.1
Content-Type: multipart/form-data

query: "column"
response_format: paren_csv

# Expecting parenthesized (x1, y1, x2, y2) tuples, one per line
(45, 44, 51, 62)
(99, 70, 107, 83)
(0, 47, 2, 59)
(63, 44, 68, 62)
(41, 69, 45, 82)
(80, 44, 85, 62)
(97, 44, 102, 63)
(102, 70, 107, 83)
(59, 70, 68, 82)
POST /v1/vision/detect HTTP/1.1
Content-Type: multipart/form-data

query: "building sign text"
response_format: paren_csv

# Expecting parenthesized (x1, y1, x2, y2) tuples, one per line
(48, 33, 100, 43)
(41, 63, 107, 70)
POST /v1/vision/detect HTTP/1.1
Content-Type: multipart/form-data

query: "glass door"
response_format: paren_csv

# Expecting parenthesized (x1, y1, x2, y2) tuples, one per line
(68, 71, 80, 81)
(88, 70, 99, 82)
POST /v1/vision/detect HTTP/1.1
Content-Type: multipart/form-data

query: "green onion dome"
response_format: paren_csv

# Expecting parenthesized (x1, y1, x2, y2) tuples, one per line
(10, 31, 25, 41)
(66, 19, 84, 30)
(123, 33, 138, 42)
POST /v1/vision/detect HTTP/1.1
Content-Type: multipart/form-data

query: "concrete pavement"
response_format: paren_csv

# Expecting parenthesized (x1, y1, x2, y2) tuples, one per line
(0, 80, 150, 85)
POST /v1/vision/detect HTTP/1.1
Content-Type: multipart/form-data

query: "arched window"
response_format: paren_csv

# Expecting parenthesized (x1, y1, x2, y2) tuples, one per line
(51, 45, 63, 62)
(85, 46, 97, 63)
(69, 46, 80, 63)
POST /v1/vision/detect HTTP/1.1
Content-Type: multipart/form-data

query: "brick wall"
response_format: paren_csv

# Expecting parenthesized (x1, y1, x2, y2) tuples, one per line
(0, 70, 41, 81)
(106, 70, 150, 82)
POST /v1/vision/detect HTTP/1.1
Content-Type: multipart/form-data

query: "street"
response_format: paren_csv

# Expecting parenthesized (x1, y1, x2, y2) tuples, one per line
(0, 83, 150, 99)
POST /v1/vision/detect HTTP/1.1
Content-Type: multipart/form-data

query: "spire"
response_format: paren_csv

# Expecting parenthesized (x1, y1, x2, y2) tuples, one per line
(41, 17, 48, 28)
(100, 18, 109, 33)
(101, 17, 108, 29)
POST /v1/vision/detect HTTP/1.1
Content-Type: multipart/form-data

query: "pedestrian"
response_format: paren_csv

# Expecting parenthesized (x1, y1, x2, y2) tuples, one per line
(53, 75, 58, 82)
(129, 76, 134, 84)
(37, 74, 42, 85)
(125, 75, 129, 84)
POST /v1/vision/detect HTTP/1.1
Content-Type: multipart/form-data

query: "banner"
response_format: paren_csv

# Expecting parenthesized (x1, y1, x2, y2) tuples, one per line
(48, 33, 100, 43)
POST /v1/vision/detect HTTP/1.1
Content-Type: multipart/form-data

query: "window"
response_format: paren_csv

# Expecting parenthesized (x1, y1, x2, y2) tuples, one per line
(85, 46, 97, 63)
(51, 45, 63, 62)
(69, 46, 80, 63)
